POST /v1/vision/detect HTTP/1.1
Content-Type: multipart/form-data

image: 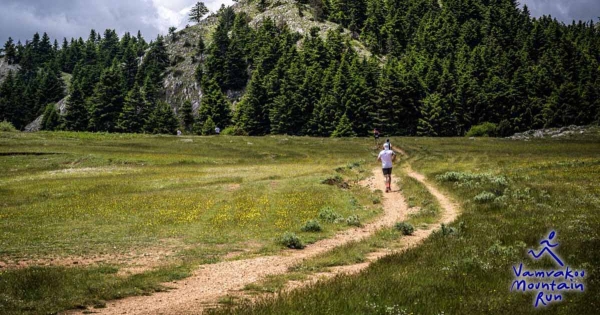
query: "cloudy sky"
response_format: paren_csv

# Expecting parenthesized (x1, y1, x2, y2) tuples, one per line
(0, 0, 599, 45)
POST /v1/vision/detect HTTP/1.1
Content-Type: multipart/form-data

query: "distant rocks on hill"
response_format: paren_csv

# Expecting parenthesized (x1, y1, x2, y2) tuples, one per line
(0, 57, 20, 84)
(24, 97, 69, 132)
(508, 125, 591, 140)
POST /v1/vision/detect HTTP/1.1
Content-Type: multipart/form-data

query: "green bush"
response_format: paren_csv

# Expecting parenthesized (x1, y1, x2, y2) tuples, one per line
(394, 222, 415, 235)
(0, 120, 17, 132)
(474, 191, 496, 203)
(346, 215, 362, 227)
(279, 232, 305, 249)
(440, 223, 457, 236)
(318, 207, 343, 223)
(301, 220, 322, 232)
(466, 122, 497, 137)
(220, 126, 247, 136)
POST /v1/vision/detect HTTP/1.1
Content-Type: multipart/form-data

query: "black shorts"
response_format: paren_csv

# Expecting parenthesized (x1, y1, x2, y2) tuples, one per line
(382, 168, 392, 175)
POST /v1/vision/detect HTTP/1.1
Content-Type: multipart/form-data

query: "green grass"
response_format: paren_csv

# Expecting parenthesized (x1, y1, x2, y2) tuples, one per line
(291, 228, 402, 273)
(211, 134, 600, 315)
(244, 273, 308, 294)
(398, 173, 441, 227)
(0, 132, 382, 314)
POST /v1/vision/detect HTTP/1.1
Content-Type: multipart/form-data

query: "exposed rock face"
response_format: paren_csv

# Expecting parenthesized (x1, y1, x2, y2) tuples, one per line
(508, 125, 591, 140)
(0, 57, 20, 85)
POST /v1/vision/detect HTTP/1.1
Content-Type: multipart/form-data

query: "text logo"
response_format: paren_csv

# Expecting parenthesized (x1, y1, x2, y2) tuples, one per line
(511, 231, 586, 308)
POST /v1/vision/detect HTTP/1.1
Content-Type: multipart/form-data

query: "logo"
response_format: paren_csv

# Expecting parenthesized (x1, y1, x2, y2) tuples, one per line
(511, 231, 586, 308)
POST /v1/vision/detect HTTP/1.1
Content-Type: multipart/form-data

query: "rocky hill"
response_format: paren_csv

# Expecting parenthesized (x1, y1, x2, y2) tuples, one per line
(0, 57, 20, 85)
(162, 0, 370, 114)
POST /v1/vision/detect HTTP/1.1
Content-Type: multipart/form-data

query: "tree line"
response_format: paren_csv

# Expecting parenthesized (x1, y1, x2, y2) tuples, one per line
(1, 0, 599, 136)
(0, 29, 179, 133)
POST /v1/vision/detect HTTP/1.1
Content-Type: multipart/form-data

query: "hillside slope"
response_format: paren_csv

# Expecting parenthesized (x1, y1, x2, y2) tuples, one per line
(162, 0, 368, 113)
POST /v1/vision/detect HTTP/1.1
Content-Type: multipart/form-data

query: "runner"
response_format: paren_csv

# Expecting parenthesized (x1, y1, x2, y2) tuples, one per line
(377, 142, 397, 193)
(373, 128, 380, 146)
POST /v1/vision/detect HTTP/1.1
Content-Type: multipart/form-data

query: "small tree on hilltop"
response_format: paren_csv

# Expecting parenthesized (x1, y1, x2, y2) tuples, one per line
(189, 2, 209, 24)
(168, 27, 178, 42)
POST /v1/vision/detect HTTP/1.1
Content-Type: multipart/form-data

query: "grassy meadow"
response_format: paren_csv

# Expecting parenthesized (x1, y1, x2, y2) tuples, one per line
(0, 131, 382, 314)
(214, 130, 600, 314)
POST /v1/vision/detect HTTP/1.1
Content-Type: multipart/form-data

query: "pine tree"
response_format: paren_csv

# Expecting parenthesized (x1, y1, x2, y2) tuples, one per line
(205, 18, 231, 89)
(117, 83, 145, 133)
(331, 113, 356, 137)
(35, 61, 66, 116)
(147, 101, 179, 134)
(417, 93, 444, 137)
(180, 100, 195, 132)
(201, 116, 216, 135)
(88, 61, 126, 132)
(63, 84, 89, 131)
(189, 2, 209, 23)
(197, 79, 231, 129)
(3, 38, 17, 65)
(197, 37, 206, 58)
(122, 45, 138, 90)
(235, 66, 269, 135)
(41, 104, 61, 131)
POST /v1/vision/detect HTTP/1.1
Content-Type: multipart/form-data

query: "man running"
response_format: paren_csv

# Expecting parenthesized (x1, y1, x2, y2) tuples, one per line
(377, 142, 397, 193)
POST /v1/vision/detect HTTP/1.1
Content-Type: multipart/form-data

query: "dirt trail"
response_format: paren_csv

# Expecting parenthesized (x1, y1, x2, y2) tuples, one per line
(65, 157, 459, 315)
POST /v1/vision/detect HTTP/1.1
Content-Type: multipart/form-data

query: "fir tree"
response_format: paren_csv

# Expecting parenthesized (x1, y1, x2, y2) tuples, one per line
(331, 113, 356, 137)
(3, 38, 17, 65)
(235, 67, 269, 135)
(198, 79, 231, 129)
(147, 101, 179, 134)
(189, 2, 209, 23)
(41, 104, 61, 131)
(180, 100, 195, 132)
(117, 83, 145, 133)
(63, 84, 89, 131)
(201, 116, 216, 135)
(88, 61, 125, 132)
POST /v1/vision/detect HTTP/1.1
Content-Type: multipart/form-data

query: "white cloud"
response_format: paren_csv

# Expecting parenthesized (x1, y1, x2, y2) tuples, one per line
(149, 0, 236, 33)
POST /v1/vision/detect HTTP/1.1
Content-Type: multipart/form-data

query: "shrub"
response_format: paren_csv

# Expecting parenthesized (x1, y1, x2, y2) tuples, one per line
(436, 172, 508, 188)
(394, 222, 415, 235)
(301, 220, 322, 232)
(279, 232, 304, 249)
(474, 191, 496, 203)
(0, 120, 17, 132)
(173, 70, 184, 77)
(497, 119, 513, 137)
(440, 223, 457, 236)
(170, 55, 185, 66)
(318, 207, 343, 223)
(220, 126, 247, 136)
(371, 196, 381, 204)
(346, 215, 362, 227)
(321, 175, 349, 189)
(466, 122, 497, 137)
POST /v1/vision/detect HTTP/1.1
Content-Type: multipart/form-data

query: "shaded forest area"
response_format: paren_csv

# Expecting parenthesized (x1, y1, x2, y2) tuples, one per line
(1, 0, 599, 136)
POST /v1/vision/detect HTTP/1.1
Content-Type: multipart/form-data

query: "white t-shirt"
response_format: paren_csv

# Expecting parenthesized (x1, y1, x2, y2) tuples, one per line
(378, 150, 395, 169)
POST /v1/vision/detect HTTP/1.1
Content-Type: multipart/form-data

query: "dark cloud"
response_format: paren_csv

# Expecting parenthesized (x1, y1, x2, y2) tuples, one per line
(0, 0, 160, 44)
(1, 0, 598, 46)
(521, 0, 600, 23)
(0, 0, 232, 45)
